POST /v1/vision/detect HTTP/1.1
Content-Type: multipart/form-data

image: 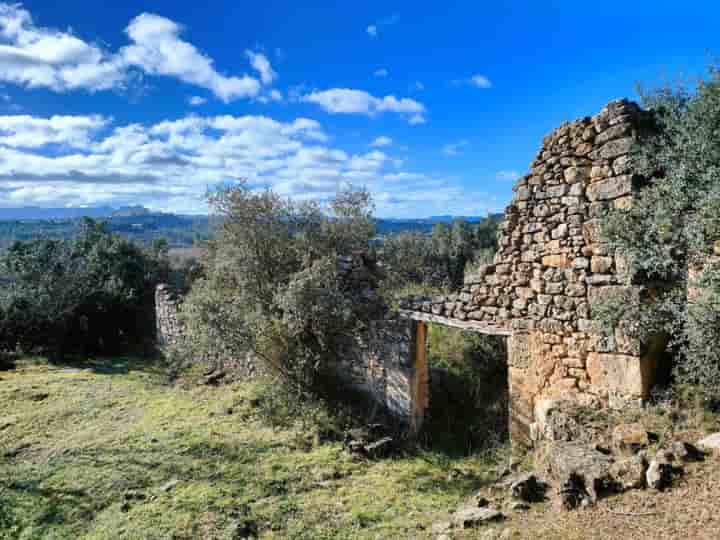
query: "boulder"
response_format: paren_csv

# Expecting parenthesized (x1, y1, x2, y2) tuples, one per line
(539, 442, 613, 506)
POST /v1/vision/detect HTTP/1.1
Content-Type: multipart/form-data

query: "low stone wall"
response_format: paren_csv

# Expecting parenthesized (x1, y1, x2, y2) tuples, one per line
(155, 283, 184, 347)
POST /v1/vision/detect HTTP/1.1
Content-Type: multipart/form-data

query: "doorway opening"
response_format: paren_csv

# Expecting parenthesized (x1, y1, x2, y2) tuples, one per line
(418, 322, 509, 456)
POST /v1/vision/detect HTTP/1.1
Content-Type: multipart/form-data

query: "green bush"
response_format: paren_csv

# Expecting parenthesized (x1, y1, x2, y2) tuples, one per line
(177, 183, 378, 397)
(0, 219, 162, 359)
(599, 63, 720, 397)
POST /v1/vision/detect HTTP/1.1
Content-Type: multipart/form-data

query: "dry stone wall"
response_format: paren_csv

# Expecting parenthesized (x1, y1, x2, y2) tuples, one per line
(401, 99, 662, 443)
(155, 283, 184, 347)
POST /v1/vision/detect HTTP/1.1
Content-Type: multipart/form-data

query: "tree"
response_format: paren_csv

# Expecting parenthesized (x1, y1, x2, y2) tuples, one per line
(600, 64, 720, 396)
(0, 219, 159, 358)
(178, 183, 378, 394)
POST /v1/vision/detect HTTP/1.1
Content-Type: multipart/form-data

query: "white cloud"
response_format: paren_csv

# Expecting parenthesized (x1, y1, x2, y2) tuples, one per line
(452, 73, 493, 89)
(366, 14, 399, 38)
(0, 3, 125, 92)
(0, 111, 495, 216)
(245, 50, 276, 85)
(121, 13, 261, 102)
(374, 68, 388, 77)
(187, 95, 206, 106)
(371, 136, 392, 147)
(0, 4, 270, 102)
(496, 169, 519, 181)
(470, 74, 492, 88)
(302, 88, 426, 124)
(0, 114, 108, 148)
(442, 139, 469, 156)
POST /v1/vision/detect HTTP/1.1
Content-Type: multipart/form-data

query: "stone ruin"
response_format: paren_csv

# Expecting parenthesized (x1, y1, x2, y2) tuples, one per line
(399, 98, 665, 444)
(155, 98, 667, 446)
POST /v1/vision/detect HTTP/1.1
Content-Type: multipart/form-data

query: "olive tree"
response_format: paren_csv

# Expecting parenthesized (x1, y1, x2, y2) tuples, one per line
(599, 64, 720, 397)
(178, 183, 378, 395)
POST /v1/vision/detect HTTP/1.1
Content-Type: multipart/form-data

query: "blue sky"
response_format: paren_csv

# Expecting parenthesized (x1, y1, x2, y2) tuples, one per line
(0, 1, 717, 217)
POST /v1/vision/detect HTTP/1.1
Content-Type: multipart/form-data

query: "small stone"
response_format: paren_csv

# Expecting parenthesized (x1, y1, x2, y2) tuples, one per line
(671, 441, 703, 462)
(646, 459, 672, 490)
(161, 479, 180, 492)
(610, 454, 647, 491)
(612, 423, 649, 454)
(431, 521, 453, 535)
(453, 507, 504, 529)
(698, 432, 720, 452)
(509, 473, 544, 503)
(509, 501, 530, 512)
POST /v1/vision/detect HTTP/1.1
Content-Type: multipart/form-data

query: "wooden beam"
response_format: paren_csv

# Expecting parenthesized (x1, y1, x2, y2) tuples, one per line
(398, 310, 513, 336)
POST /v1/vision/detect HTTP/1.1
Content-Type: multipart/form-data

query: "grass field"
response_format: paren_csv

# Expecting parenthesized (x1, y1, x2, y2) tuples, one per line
(0, 357, 508, 540)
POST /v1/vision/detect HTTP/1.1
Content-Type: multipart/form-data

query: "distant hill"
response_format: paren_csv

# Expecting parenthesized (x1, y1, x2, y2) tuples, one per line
(0, 206, 503, 250)
(0, 206, 117, 220)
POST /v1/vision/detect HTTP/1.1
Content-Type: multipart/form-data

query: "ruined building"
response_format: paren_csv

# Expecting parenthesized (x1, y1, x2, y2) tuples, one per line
(156, 99, 665, 445)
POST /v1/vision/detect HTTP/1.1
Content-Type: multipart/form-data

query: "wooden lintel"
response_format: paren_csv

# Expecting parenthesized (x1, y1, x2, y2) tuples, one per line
(398, 310, 513, 336)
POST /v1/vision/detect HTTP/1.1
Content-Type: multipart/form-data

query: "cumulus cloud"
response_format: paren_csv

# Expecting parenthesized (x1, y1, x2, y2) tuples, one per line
(496, 169, 519, 181)
(373, 68, 388, 77)
(470, 74, 492, 88)
(0, 2, 125, 91)
(442, 139, 469, 156)
(0, 112, 493, 216)
(370, 136, 392, 147)
(0, 4, 270, 102)
(366, 25, 378, 37)
(187, 95, 207, 106)
(302, 88, 426, 124)
(246, 50, 276, 85)
(452, 73, 493, 89)
(121, 13, 260, 102)
(0, 114, 108, 148)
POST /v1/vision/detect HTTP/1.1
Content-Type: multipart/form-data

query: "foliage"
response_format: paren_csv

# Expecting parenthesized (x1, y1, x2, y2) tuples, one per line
(599, 63, 720, 397)
(0, 219, 162, 358)
(177, 183, 377, 396)
(380, 216, 499, 295)
(423, 324, 509, 455)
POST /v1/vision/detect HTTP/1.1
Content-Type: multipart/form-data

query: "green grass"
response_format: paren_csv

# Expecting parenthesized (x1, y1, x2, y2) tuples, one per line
(0, 357, 507, 539)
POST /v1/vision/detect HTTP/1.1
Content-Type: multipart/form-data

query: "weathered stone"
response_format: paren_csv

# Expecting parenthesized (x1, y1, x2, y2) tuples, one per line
(609, 454, 647, 491)
(587, 175, 633, 202)
(612, 423, 649, 454)
(646, 458, 672, 490)
(542, 254, 568, 269)
(540, 442, 613, 505)
(697, 432, 720, 453)
(452, 507, 504, 528)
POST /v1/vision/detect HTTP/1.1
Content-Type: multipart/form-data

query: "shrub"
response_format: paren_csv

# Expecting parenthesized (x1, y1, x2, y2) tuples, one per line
(599, 63, 720, 397)
(0, 219, 161, 358)
(177, 183, 378, 396)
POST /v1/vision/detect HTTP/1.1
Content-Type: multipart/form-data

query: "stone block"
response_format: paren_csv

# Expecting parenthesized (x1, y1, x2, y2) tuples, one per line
(542, 253, 569, 269)
(587, 175, 633, 201)
(586, 353, 646, 398)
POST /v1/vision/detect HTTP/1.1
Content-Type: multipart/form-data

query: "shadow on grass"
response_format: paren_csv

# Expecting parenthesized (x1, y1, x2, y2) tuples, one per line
(40, 353, 171, 377)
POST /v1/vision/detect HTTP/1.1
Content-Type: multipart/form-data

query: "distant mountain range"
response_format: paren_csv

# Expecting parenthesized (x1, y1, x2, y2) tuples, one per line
(0, 205, 154, 220)
(0, 206, 498, 224)
(0, 206, 503, 250)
